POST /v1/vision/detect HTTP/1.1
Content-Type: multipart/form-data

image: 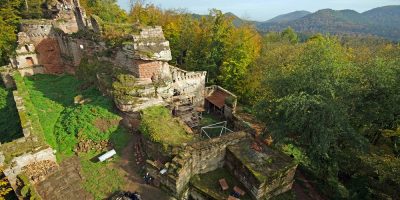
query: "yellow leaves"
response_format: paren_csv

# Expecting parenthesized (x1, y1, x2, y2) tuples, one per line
(0, 168, 12, 199)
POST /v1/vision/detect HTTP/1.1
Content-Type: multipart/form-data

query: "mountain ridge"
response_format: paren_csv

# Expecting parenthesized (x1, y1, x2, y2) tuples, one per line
(265, 10, 311, 23)
(255, 5, 400, 41)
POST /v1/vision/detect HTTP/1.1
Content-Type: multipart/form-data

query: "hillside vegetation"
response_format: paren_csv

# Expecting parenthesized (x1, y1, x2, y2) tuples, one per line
(256, 6, 400, 40)
(265, 11, 311, 23)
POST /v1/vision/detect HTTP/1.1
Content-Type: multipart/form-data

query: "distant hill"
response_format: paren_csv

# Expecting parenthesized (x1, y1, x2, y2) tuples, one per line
(256, 5, 400, 41)
(192, 12, 253, 27)
(266, 11, 311, 23)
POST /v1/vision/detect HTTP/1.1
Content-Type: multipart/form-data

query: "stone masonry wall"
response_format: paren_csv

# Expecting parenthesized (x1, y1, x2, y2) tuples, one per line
(3, 148, 56, 186)
(20, 21, 53, 46)
(146, 132, 249, 197)
(136, 60, 163, 78)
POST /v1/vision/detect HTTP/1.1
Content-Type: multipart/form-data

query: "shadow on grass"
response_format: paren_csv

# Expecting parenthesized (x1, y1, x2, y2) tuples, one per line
(23, 74, 132, 155)
(0, 82, 23, 143)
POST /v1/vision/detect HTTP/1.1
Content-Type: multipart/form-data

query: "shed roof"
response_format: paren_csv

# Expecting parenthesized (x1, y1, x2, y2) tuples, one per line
(206, 89, 230, 109)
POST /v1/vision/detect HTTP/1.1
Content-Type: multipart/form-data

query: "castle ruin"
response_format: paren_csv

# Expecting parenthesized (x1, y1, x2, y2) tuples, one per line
(0, 1, 297, 199)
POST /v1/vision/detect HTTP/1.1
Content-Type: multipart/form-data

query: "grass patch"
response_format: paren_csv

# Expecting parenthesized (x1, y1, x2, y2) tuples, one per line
(24, 75, 81, 148)
(139, 106, 195, 149)
(199, 113, 221, 127)
(190, 168, 252, 200)
(23, 74, 129, 157)
(79, 152, 125, 200)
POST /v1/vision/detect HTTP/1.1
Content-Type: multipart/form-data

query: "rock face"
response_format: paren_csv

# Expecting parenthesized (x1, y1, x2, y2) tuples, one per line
(131, 26, 173, 61)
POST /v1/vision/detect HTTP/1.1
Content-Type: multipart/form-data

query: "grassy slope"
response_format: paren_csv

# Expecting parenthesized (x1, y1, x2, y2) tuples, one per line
(23, 74, 130, 199)
(24, 74, 129, 154)
(24, 75, 80, 148)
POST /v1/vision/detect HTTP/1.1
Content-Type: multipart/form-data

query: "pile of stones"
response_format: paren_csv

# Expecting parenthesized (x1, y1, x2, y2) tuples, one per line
(74, 139, 113, 153)
(23, 160, 58, 183)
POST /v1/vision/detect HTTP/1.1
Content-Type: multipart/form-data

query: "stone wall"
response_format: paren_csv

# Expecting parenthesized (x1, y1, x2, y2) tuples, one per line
(170, 66, 206, 107)
(17, 66, 46, 77)
(225, 140, 297, 199)
(0, 73, 56, 189)
(146, 131, 249, 197)
(3, 148, 56, 186)
(56, 34, 106, 66)
(20, 21, 53, 46)
(12, 53, 39, 69)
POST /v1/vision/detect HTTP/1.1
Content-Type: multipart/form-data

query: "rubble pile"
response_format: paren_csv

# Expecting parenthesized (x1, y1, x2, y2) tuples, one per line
(23, 160, 58, 183)
(74, 139, 113, 153)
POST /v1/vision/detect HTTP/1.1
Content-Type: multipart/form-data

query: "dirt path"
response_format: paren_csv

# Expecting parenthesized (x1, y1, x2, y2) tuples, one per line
(116, 130, 171, 200)
(35, 157, 93, 200)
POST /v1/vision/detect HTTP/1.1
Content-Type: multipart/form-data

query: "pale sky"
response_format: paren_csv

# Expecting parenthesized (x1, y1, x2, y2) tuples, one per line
(117, 0, 400, 21)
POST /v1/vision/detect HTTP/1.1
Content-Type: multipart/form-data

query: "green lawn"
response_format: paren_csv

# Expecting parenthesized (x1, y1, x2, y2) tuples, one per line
(24, 74, 129, 156)
(79, 152, 126, 200)
(23, 74, 130, 199)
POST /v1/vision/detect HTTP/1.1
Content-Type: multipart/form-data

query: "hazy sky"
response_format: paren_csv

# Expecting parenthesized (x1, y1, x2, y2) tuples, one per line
(116, 0, 399, 21)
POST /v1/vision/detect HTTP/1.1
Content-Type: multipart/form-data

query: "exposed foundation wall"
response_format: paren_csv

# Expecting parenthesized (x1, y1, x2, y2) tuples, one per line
(225, 148, 297, 200)
(17, 66, 46, 77)
(146, 132, 249, 197)
(3, 148, 56, 187)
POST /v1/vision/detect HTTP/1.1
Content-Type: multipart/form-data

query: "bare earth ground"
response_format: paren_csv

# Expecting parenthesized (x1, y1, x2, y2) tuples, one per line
(35, 157, 93, 200)
(116, 130, 171, 200)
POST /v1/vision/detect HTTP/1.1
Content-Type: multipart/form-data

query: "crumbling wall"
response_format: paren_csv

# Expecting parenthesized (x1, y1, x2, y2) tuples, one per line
(20, 21, 53, 46)
(3, 148, 56, 186)
(146, 131, 249, 197)
(170, 66, 206, 106)
(225, 141, 297, 200)
(56, 34, 106, 66)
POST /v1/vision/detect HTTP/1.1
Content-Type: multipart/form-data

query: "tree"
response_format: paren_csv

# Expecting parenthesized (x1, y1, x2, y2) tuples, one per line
(255, 35, 368, 178)
(0, 168, 12, 200)
(0, 0, 21, 65)
(81, 0, 128, 23)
